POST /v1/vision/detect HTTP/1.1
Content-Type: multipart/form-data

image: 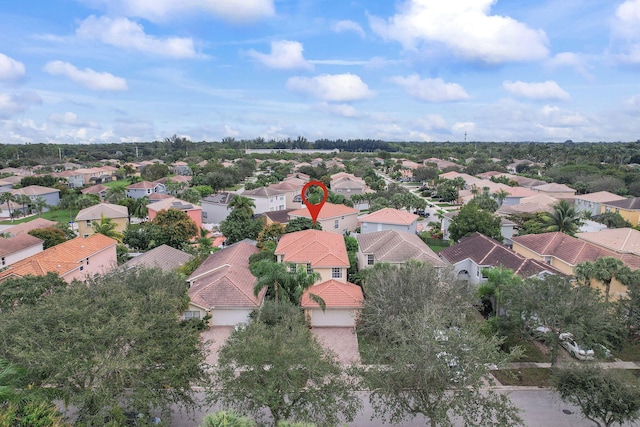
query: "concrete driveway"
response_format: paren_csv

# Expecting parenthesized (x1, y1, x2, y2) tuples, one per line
(200, 327, 233, 366)
(311, 327, 361, 365)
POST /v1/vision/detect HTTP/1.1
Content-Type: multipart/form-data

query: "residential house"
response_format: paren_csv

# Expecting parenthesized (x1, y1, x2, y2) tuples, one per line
(502, 186, 539, 206)
(123, 244, 193, 272)
(424, 157, 460, 170)
(497, 193, 558, 216)
(574, 191, 627, 217)
(442, 210, 516, 246)
(240, 186, 287, 214)
(1, 218, 56, 236)
(268, 181, 305, 209)
(0, 234, 117, 283)
(359, 208, 419, 234)
(356, 230, 446, 270)
(186, 240, 264, 326)
(512, 232, 640, 299)
(439, 232, 561, 285)
(256, 209, 294, 226)
(81, 184, 110, 200)
(201, 192, 235, 224)
(171, 161, 192, 176)
(147, 197, 202, 231)
(125, 181, 167, 200)
(330, 173, 369, 199)
(576, 228, 640, 257)
(288, 202, 359, 234)
(75, 203, 129, 238)
(276, 229, 363, 326)
(11, 185, 60, 211)
(0, 179, 13, 192)
(0, 234, 44, 268)
(532, 182, 577, 198)
(601, 197, 640, 226)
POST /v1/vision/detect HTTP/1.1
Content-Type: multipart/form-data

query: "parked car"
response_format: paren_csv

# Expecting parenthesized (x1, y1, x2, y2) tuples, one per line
(559, 333, 597, 361)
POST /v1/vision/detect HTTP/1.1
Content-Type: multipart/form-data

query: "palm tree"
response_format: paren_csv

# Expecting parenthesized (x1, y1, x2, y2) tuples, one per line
(105, 184, 127, 203)
(575, 257, 633, 303)
(15, 194, 31, 217)
(92, 215, 124, 242)
(0, 192, 15, 221)
(132, 196, 149, 220)
(542, 200, 582, 236)
(228, 195, 255, 217)
(252, 259, 323, 307)
(33, 196, 49, 217)
(492, 189, 510, 207)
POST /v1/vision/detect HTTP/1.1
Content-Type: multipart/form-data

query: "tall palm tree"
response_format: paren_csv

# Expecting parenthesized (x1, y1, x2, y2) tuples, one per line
(132, 196, 149, 220)
(228, 195, 255, 217)
(105, 184, 127, 203)
(575, 257, 633, 303)
(92, 215, 124, 242)
(492, 189, 510, 207)
(0, 192, 15, 221)
(33, 196, 49, 217)
(252, 260, 323, 308)
(542, 200, 582, 236)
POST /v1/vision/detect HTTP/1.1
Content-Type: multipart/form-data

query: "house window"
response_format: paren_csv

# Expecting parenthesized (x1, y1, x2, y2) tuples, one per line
(86, 258, 89, 265)
(183, 311, 201, 320)
(306, 263, 313, 274)
(332, 268, 342, 278)
(79, 266, 84, 272)
(1, 257, 5, 266)
(288, 264, 296, 273)
(367, 254, 374, 265)
(334, 220, 339, 229)
(544, 256, 552, 265)
(86, 220, 91, 226)
(83, 234, 90, 238)
(202, 212, 208, 219)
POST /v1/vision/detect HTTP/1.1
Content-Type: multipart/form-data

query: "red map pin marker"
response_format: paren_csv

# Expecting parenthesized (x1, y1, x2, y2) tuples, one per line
(301, 180, 328, 225)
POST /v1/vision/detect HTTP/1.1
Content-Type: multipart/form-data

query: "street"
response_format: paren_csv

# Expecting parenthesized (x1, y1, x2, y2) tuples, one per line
(169, 388, 624, 427)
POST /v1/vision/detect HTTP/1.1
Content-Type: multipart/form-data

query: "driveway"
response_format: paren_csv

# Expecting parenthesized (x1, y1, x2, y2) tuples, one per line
(311, 327, 361, 365)
(200, 327, 233, 366)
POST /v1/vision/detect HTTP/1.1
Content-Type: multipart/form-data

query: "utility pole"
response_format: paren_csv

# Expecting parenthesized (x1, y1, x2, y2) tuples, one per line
(59, 147, 62, 160)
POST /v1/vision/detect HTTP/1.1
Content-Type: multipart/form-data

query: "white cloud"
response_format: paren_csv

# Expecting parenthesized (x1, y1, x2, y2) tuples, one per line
(369, 0, 549, 63)
(332, 20, 365, 38)
(316, 103, 360, 118)
(417, 114, 448, 131)
(78, 0, 275, 23)
(0, 53, 26, 82)
(503, 80, 570, 100)
(43, 61, 128, 91)
(547, 52, 593, 80)
(611, 0, 640, 63)
(76, 15, 197, 58)
(540, 105, 587, 126)
(453, 122, 475, 133)
(49, 112, 101, 128)
(246, 40, 313, 70)
(0, 91, 42, 118)
(391, 74, 469, 102)
(286, 73, 374, 102)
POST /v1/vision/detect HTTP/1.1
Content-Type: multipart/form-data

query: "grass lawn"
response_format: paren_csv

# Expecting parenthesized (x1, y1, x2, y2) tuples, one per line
(614, 340, 640, 361)
(103, 179, 131, 187)
(492, 368, 552, 387)
(0, 208, 78, 225)
(428, 244, 449, 253)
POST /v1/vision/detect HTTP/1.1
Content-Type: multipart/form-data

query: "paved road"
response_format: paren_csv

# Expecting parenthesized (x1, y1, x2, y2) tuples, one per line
(170, 389, 623, 427)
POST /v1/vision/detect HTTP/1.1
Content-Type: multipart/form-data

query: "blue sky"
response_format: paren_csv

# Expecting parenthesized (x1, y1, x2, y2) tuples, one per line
(1, 0, 640, 144)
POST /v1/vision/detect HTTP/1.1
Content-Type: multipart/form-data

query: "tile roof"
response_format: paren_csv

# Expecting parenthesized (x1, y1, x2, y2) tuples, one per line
(603, 197, 640, 210)
(75, 203, 128, 221)
(360, 208, 418, 225)
(187, 241, 264, 309)
(126, 181, 157, 189)
(275, 229, 349, 268)
(0, 234, 117, 280)
(505, 186, 538, 198)
(147, 197, 201, 212)
(533, 183, 576, 193)
(123, 244, 194, 271)
(268, 181, 302, 192)
(575, 191, 627, 203)
(3, 218, 57, 236)
(201, 192, 234, 205)
(242, 186, 287, 197)
(0, 234, 43, 257)
(81, 184, 110, 195)
(288, 202, 358, 220)
(512, 232, 640, 269)
(11, 185, 60, 196)
(301, 279, 363, 308)
(439, 232, 562, 277)
(356, 230, 446, 267)
(576, 228, 640, 255)
(256, 209, 294, 224)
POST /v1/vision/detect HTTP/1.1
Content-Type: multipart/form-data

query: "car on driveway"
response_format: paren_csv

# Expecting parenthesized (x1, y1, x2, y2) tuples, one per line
(558, 333, 611, 361)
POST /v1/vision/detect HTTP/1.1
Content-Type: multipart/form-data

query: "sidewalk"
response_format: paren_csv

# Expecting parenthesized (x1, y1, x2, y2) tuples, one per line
(505, 360, 640, 369)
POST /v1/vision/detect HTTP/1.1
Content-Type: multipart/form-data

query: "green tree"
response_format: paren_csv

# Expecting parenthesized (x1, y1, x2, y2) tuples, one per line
(593, 212, 632, 228)
(181, 187, 202, 205)
(92, 215, 124, 242)
(434, 180, 459, 203)
(542, 199, 582, 236)
(553, 365, 640, 427)
(257, 223, 285, 249)
(0, 192, 15, 220)
(251, 259, 322, 307)
(503, 275, 623, 365)
(28, 226, 68, 249)
(149, 208, 198, 249)
(140, 163, 170, 181)
(33, 196, 49, 216)
(575, 257, 634, 303)
(220, 209, 263, 245)
(0, 268, 208, 425)
(448, 203, 502, 242)
(478, 267, 523, 317)
(358, 261, 522, 427)
(0, 272, 67, 313)
(228, 195, 256, 217)
(284, 217, 321, 233)
(200, 410, 254, 427)
(132, 196, 149, 219)
(211, 301, 361, 426)
(105, 183, 127, 203)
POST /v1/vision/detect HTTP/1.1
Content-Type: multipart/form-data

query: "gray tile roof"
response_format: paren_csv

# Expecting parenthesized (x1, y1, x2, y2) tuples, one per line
(123, 244, 193, 272)
(357, 230, 446, 267)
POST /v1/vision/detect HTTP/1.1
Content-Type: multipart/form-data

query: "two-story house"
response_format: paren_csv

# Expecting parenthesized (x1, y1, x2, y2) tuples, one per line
(356, 230, 445, 270)
(275, 229, 363, 327)
(125, 181, 167, 200)
(75, 203, 129, 238)
(360, 208, 419, 234)
(601, 197, 640, 226)
(241, 187, 287, 214)
(0, 234, 44, 268)
(10, 185, 61, 211)
(288, 202, 358, 234)
(574, 191, 627, 218)
(147, 197, 202, 231)
(201, 192, 235, 224)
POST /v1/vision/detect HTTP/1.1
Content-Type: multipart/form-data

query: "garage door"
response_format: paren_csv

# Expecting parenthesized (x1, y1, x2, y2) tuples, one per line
(211, 309, 252, 326)
(309, 309, 356, 327)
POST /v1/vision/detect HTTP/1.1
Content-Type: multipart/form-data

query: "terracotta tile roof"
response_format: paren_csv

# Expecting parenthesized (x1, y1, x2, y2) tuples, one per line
(11, 185, 60, 196)
(575, 191, 627, 203)
(4, 218, 56, 236)
(357, 230, 446, 267)
(0, 234, 43, 257)
(360, 208, 418, 226)
(148, 193, 173, 201)
(512, 232, 640, 269)
(187, 241, 264, 309)
(288, 202, 358, 220)
(75, 203, 128, 221)
(124, 244, 193, 271)
(576, 228, 640, 255)
(439, 232, 562, 277)
(0, 234, 117, 280)
(275, 229, 349, 268)
(301, 279, 363, 308)
(603, 197, 640, 210)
